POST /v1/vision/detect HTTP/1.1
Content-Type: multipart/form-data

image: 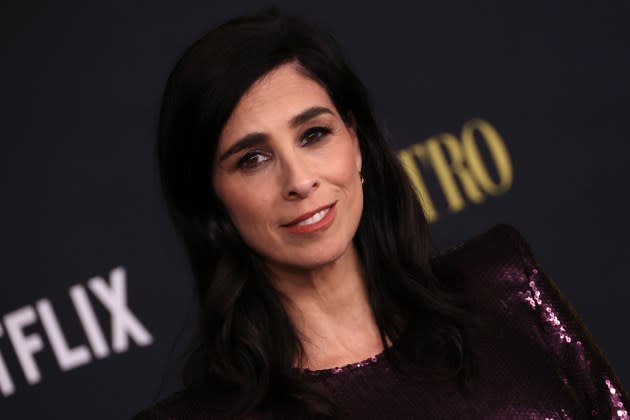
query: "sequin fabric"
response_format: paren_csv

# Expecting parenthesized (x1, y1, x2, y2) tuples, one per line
(133, 224, 629, 419)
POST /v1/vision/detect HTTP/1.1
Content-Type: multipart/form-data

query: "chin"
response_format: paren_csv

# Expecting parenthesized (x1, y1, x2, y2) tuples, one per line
(289, 246, 349, 270)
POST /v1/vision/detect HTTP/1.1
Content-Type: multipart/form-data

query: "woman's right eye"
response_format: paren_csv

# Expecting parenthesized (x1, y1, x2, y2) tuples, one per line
(237, 151, 270, 170)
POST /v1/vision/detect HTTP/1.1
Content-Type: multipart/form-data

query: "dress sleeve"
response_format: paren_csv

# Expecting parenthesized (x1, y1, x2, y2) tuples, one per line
(504, 225, 629, 419)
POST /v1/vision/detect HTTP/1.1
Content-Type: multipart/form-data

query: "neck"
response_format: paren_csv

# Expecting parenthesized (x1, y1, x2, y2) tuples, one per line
(265, 244, 385, 370)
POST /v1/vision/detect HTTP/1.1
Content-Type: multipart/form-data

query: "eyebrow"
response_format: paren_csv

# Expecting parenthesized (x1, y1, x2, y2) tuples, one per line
(217, 106, 335, 162)
(289, 106, 334, 128)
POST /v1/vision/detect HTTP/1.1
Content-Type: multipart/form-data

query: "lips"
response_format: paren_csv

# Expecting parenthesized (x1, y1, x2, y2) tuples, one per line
(281, 201, 337, 227)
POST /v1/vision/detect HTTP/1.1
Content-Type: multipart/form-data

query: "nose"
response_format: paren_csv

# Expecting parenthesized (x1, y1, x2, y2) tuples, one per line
(281, 154, 319, 200)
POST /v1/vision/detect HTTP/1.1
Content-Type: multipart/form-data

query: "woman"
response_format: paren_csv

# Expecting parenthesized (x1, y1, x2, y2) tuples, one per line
(134, 9, 628, 419)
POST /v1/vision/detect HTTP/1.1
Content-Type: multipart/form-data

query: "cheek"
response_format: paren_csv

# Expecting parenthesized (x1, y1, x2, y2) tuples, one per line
(218, 182, 273, 235)
(328, 140, 359, 181)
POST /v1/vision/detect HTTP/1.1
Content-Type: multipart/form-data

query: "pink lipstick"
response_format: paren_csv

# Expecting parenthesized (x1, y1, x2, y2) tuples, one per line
(281, 202, 337, 234)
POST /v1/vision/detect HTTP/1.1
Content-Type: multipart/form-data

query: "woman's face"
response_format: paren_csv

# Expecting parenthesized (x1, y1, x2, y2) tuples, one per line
(212, 63, 363, 273)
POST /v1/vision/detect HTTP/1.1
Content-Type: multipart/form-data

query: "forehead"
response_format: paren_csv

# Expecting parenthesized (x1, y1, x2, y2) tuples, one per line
(219, 63, 337, 141)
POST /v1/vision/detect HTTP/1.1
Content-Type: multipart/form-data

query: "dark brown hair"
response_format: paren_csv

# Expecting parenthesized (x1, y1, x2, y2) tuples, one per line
(157, 8, 475, 419)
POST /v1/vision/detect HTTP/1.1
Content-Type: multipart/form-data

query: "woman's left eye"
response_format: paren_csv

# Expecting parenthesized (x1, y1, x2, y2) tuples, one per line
(300, 127, 331, 146)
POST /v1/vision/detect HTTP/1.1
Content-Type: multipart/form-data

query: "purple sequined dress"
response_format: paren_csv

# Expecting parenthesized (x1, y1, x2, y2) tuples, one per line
(133, 224, 629, 419)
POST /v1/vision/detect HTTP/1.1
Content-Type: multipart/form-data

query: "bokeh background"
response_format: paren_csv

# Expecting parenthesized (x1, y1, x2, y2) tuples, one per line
(1, 1, 628, 418)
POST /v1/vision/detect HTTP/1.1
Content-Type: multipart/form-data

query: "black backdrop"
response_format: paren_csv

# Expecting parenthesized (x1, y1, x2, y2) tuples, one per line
(1, 1, 629, 419)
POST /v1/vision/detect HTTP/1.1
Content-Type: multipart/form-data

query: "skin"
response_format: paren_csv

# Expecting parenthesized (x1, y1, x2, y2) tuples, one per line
(212, 62, 385, 369)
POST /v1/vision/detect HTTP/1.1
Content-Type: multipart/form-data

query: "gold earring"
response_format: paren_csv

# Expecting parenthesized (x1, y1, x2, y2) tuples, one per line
(360, 172, 364, 184)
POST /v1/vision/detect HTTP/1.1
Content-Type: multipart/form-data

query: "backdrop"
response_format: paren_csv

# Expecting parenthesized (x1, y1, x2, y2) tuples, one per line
(1, 1, 628, 419)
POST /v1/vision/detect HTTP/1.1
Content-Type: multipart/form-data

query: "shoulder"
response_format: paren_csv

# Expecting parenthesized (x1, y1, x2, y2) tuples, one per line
(433, 223, 538, 278)
(431, 223, 542, 316)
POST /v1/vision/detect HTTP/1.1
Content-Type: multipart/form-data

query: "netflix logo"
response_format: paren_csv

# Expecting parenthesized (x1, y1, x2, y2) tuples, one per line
(0, 267, 153, 397)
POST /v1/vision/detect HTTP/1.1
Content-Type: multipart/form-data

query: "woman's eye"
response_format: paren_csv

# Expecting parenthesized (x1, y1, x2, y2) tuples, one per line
(237, 151, 269, 170)
(300, 126, 331, 146)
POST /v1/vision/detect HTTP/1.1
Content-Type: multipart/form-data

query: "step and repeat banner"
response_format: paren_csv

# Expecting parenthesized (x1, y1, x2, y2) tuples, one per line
(1, 1, 628, 419)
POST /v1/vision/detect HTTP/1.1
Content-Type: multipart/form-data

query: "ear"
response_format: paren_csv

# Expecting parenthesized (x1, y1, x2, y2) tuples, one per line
(345, 112, 362, 173)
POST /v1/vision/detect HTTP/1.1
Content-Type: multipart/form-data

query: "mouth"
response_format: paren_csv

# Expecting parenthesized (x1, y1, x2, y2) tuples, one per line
(281, 201, 337, 228)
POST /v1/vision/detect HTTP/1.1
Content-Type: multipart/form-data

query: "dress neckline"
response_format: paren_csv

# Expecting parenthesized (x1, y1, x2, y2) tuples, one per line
(294, 347, 389, 378)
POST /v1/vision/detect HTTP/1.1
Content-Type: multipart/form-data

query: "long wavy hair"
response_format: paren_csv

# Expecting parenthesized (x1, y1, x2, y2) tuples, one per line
(157, 8, 476, 419)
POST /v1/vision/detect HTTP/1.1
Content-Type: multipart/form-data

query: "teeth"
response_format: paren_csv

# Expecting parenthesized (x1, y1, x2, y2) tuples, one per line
(296, 207, 330, 226)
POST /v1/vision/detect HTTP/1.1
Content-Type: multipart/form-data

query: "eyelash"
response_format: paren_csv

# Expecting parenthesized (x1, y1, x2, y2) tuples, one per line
(236, 126, 332, 170)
